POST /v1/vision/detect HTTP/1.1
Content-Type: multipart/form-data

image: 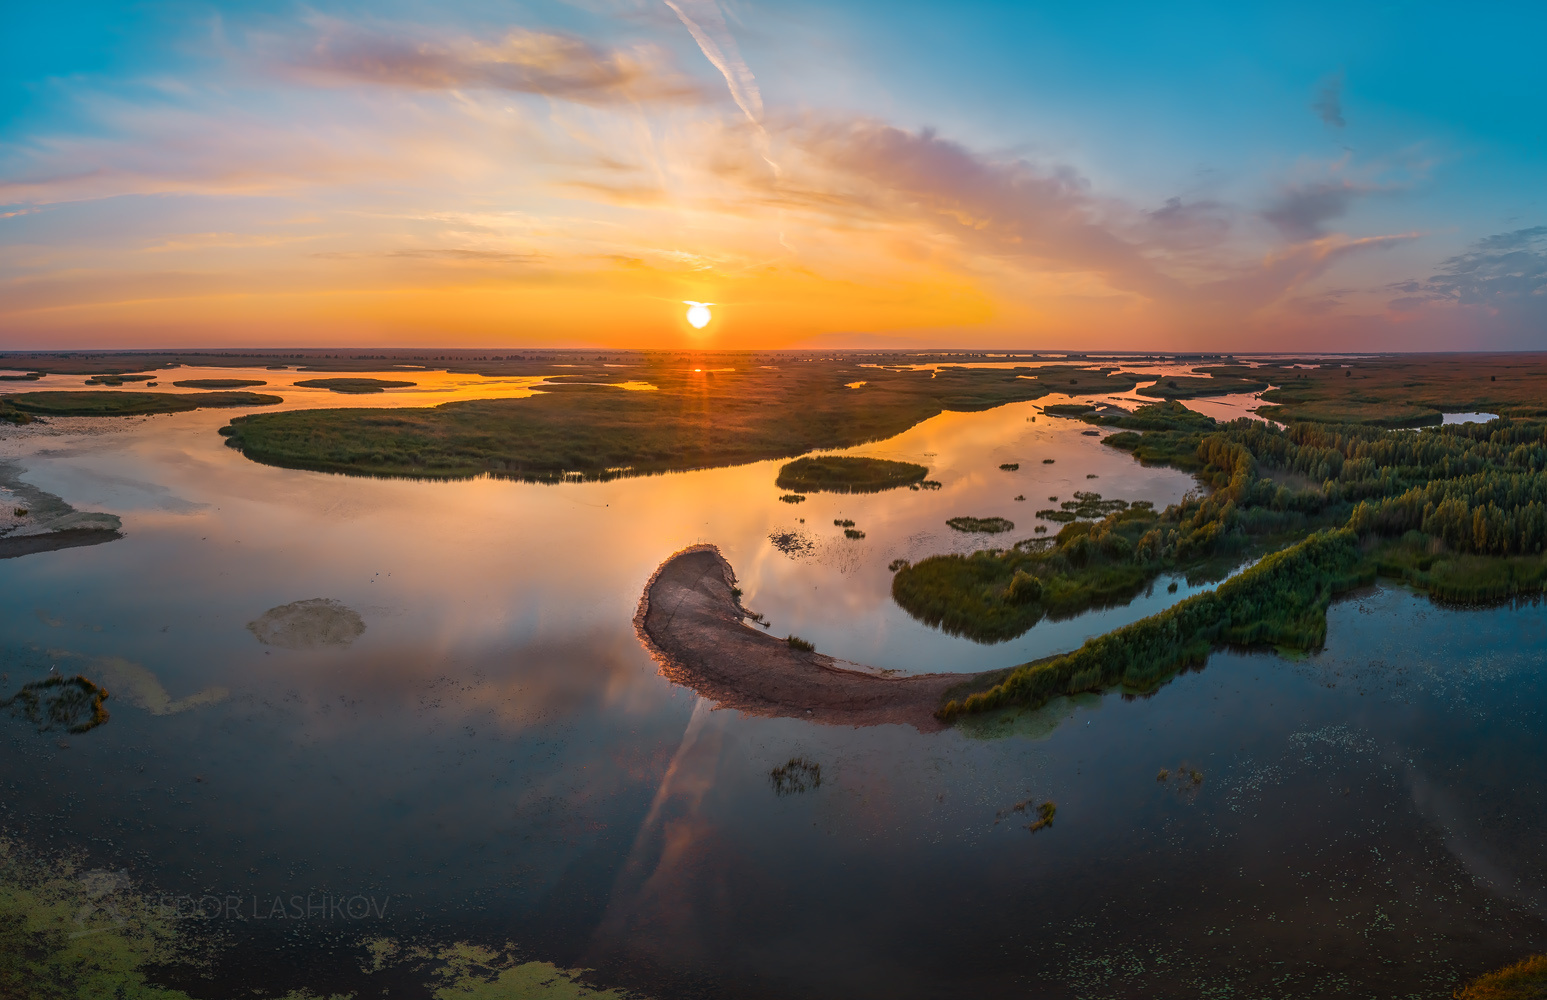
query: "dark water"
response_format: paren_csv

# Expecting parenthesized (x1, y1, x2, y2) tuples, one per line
(1, 380, 1544, 998)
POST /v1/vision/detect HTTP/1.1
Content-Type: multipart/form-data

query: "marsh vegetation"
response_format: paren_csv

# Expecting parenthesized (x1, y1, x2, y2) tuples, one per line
(777, 456, 928, 493)
(294, 377, 418, 393)
(171, 378, 266, 389)
(927, 393, 1547, 718)
(2, 390, 281, 417)
(1454, 954, 1547, 999)
(770, 756, 822, 795)
(221, 361, 1139, 482)
(2, 675, 110, 733)
(946, 516, 1015, 534)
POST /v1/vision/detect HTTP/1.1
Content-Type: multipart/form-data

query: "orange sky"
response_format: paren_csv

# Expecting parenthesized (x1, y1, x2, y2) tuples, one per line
(3, 8, 1542, 351)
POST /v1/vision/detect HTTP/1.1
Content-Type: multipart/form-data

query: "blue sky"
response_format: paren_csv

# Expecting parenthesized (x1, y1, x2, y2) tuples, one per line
(1, 1, 1543, 349)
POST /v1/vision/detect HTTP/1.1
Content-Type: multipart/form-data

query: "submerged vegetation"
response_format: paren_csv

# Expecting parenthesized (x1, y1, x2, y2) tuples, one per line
(923, 393, 1547, 717)
(777, 456, 928, 493)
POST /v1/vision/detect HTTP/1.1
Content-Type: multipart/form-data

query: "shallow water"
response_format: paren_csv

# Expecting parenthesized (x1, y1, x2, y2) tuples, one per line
(1, 374, 1543, 998)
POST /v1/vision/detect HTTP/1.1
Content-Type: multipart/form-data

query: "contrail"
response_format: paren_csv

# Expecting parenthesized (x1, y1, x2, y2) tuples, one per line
(663, 0, 779, 176)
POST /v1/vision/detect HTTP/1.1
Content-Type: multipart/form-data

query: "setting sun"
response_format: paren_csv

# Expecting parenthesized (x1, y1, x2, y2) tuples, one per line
(685, 301, 713, 329)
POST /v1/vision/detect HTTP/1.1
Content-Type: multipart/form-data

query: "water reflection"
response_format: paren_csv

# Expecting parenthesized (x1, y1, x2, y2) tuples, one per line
(0, 377, 1541, 997)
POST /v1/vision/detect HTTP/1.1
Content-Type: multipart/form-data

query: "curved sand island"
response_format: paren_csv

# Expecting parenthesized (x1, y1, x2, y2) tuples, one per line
(636, 545, 993, 732)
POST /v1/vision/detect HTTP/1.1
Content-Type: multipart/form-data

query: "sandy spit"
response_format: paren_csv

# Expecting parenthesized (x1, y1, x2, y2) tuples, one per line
(636, 545, 992, 733)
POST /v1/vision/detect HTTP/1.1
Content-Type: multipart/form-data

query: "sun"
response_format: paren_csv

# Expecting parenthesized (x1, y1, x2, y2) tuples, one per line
(684, 301, 712, 329)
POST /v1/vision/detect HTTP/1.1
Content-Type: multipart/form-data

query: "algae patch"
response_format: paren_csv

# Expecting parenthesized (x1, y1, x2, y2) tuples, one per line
(361, 938, 634, 999)
(0, 835, 207, 999)
(248, 599, 366, 649)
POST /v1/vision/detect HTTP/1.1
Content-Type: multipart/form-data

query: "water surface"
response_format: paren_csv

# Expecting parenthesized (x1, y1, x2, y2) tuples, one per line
(1, 373, 1541, 998)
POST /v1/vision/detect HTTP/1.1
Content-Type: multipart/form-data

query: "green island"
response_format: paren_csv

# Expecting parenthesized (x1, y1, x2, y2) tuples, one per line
(775, 455, 928, 493)
(170, 378, 266, 389)
(945, 516, 1015, 534)
(84, 374, 156, 386)
(294, 377, 418, 393)
(221, 362, 1140, 482)
(1137, 374, 1268, 398)
(924, 390, 1547, 718)
(1, 391, 282, 420)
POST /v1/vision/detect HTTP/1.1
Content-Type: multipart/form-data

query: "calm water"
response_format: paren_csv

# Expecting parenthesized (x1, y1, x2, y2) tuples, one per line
(1, 370, 1542, 998)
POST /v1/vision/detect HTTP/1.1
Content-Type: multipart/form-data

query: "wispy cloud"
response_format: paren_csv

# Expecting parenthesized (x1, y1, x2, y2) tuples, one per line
(662, 0, 777, 174)
(1312, 72, 1346, 129)
(1391, 226, 1547, 308)
(287, 23, 704, 105)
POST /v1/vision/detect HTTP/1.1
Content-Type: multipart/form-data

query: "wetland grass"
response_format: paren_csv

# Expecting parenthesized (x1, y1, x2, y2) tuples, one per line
(171, 378, 266, 389)
(1454, 955, 1547, 999)
(932, 390, 1547, 720)
(1137, 375, 1267, 399)
(2, 675, 110, 734)
(3, 390, 281, 417)
(777, 456, 928, 493)
(294, 377, 417, 393)
(769, 757, 822, 795)
(946, 516, 1015, 534)
(224, 361, 1132, 482)
(786, 635, 815, 652)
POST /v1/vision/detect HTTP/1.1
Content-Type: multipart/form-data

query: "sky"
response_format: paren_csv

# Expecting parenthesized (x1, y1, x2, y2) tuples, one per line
(1, 1, 1544, 351)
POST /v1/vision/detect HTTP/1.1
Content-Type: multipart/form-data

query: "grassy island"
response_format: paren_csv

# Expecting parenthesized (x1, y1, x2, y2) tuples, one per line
(1137, 375, 1268, 398)
(775, 456, 928, 493)
(294, 377, 417, 393)
(945, 516, 1014, 534)
(2, 390, 282, 417)
(172, 378, 266, 389)
(929, 394, 1547, 718)
(222, 362, 1141, 482)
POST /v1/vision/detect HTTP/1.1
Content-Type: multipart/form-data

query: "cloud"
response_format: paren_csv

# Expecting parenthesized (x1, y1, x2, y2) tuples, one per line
(1394, 226, 1547, 308)
(1312, 72, 1345, 129)
(786, 120, 1177, 297)
(288, 24, 704, 105)
(662, 0, 778, 175)
(1262, 179, 1367, 242)
(1140, 197, 1230, 251)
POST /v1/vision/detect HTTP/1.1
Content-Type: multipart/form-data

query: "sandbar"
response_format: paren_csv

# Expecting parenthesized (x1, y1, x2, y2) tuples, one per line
(635, 545, 992, 732)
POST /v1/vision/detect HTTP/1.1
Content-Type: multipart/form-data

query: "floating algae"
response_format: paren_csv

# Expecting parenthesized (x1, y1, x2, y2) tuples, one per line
(1, 675, 109, 733)
(247, 598, 365, 649)
(0, 835, 210, 999)
(362, 939, 634, 1000)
